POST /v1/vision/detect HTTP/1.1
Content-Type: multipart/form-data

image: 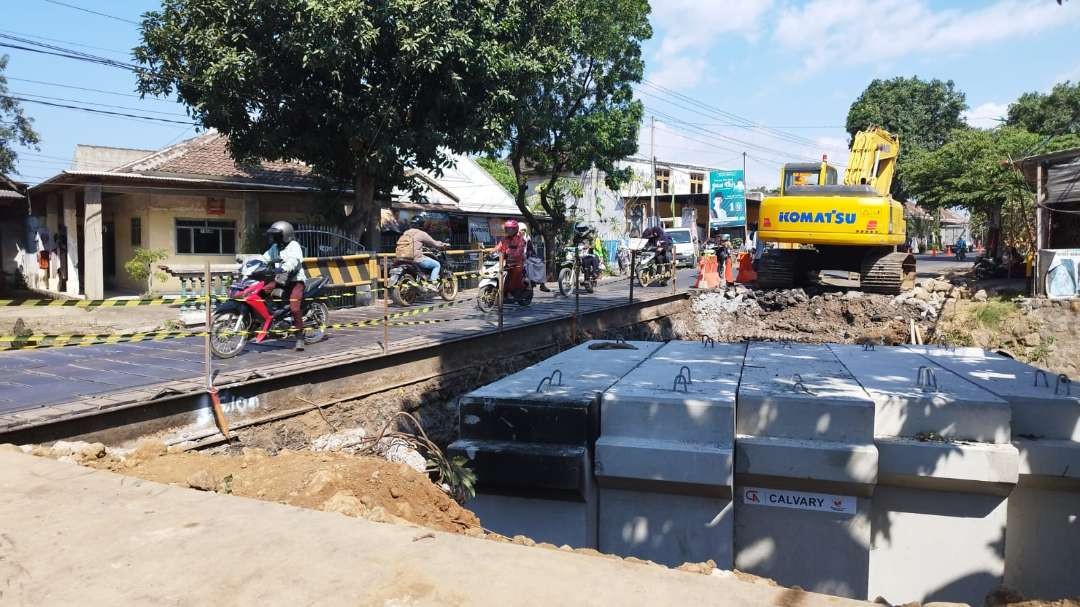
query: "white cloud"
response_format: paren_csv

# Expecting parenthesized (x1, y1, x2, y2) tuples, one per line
(964, 102, 1010, 129)
(773, 0, 1080, 76)
(646, 0, 773, 90)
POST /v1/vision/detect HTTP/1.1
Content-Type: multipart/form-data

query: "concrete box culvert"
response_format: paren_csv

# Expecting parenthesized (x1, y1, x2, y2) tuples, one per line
(734, 342, 877, 599)
(829, 344, 1018, 606)
(906, 345, 1080, 601)
(595, 340, 743, 568)
(737, 343, 876, 443)
(448, 340, 663, 548)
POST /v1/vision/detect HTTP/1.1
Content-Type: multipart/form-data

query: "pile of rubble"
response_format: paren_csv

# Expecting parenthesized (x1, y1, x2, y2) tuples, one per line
(684, 279, 961, 344)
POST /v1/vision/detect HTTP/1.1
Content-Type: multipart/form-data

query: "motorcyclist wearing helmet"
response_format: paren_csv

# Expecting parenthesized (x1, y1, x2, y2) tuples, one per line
(396, 212, 449, 286)
(641, 225, 672, 267)
(262, 220, 308, 351)
(494, 219, 533, 292)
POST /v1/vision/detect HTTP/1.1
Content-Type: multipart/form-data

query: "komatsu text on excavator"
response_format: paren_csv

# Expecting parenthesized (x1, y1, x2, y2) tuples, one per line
(756, 127, 916, 294)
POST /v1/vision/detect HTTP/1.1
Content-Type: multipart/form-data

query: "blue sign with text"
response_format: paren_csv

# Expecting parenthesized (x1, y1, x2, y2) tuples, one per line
(709, 170, 746, 228)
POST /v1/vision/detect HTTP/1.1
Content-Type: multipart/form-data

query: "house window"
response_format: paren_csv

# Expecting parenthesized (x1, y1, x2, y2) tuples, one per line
(655, 168, 671, 194)
(131, 217, 142, 247)
(175, 219, 236, 255)
(690, 172, 704, 195)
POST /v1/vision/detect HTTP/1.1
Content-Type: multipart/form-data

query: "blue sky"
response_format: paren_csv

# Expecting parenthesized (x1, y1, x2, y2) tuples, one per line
(5, 0, 1080, 188)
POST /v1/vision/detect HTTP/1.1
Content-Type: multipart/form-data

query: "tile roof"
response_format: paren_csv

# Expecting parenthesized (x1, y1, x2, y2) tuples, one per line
(115, 131, 315, 188)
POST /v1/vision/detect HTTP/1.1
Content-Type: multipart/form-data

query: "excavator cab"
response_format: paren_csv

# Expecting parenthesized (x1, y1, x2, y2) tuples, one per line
(779, 161, 838, 196)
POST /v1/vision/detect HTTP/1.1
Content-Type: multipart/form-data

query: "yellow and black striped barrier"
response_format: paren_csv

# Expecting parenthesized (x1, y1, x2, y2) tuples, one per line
(0, 295, 477, 351)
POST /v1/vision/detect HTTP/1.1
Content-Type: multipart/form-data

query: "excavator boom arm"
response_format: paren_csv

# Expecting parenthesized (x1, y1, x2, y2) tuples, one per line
(843, 127, 899, 196)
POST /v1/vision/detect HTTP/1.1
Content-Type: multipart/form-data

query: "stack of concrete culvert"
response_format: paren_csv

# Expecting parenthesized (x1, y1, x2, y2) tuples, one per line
(449, 340, 1080, 606)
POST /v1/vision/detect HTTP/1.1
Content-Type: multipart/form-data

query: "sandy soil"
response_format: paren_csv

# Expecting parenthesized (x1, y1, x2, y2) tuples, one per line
(71, 442, 481, 535)
(0, 304, 185, 336)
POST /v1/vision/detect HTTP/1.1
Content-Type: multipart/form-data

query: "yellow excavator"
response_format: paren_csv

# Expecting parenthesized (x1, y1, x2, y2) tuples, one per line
(756, 127, 915, 294)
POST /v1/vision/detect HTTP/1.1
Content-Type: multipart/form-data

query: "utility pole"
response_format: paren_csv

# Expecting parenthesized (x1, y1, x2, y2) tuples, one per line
(742, 151, 747, 184)
(650, 116, 656, 221)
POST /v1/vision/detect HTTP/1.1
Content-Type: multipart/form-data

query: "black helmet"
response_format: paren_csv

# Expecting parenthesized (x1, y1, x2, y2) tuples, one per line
(410, 213, 428, 229)
(266, 220, 295, 245)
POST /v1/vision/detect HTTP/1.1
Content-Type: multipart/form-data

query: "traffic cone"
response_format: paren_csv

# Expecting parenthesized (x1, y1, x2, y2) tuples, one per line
(724, 256, 735, 284)
(693, 254, 721, 289)
(735, 252, 756, 284)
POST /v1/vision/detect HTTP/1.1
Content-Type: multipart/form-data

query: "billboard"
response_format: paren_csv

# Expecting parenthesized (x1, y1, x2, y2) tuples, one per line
(709, 169, 746, 228)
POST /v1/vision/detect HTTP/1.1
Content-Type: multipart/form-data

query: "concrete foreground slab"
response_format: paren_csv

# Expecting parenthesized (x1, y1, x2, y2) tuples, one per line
(0, 451, 874, 607)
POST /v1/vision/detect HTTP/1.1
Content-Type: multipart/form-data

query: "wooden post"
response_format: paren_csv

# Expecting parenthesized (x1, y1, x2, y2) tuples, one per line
(382, 257, 389, 354)
(572, 245, 580, 343)
(204, 261, 229, 438)
(1035, 163, 1044, 297)
(671, 257, 677, 295)
(497, 254, 504, 333)
(629, 251, 635, 303)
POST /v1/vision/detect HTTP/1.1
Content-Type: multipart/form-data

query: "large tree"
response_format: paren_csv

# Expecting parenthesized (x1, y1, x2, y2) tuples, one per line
(846, 76, 968, 200)
(903, 126, 1080, 253)
(0, 55, 41, 175)
(1006, 81, 1080, 136)
(135, 0, 505, 248)
(493, 0, 651, 252)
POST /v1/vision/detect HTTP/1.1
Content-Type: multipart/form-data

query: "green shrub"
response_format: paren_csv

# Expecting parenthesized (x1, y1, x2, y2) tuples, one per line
(124, 248, 169, 295)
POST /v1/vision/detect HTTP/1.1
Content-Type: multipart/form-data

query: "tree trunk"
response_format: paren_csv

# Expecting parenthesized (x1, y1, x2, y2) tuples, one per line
(353, 173, 380, 252)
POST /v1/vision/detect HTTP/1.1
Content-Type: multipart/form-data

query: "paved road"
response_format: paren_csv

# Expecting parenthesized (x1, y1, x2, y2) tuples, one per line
(0, 270, 695, 421)
(821, 254, 973, 287)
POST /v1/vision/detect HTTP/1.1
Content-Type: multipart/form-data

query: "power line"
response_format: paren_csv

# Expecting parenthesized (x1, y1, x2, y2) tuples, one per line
(12, 91, 189, 117)
(645, 105, 806, 164)
(639, 79, 821, 149)
(0, 29, 131, 56)
(42, 0, 140, 25)
(5, 76, 175, 103)
(0, 33, 143, 72)
(11, 96, 197, 125)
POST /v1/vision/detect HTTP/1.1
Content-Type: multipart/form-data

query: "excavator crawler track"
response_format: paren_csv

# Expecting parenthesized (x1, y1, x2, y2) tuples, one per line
(860, 251, 916, 294)
(756, 251, 797, 290)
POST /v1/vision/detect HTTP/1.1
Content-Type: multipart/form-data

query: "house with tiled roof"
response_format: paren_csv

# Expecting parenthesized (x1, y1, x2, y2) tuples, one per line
(0, 174, 28, 292)
(25, 131, 522, 299)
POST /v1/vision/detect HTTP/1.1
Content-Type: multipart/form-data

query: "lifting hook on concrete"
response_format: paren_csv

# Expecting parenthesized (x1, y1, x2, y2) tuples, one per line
(1033, 369, 1049, 388)
(672, 374, 689, 393)
(1055, 374, 1072, 396)
(917, 366, 939, 392)
(791, 373, 813, 395)
(536, 376, 552, 392)
(678, 365, 693, 385)
(535, 369, 564, 392)
(701, 336, 716, 349)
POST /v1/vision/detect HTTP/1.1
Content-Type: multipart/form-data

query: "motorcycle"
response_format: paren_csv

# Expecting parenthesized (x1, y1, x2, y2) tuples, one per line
(209, 257, 330, 359)
(477, 254, 534, 313)
(387, 248, 459, 307)
(557, 245, 601, 296)
(634, 246, 672, 287)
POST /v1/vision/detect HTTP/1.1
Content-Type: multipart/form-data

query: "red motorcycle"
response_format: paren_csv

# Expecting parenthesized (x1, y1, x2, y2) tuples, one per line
(209, 258, 330, 358)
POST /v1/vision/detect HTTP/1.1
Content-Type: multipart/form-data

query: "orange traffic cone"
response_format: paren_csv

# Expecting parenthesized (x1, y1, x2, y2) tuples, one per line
(693, 254, 721, 289)
(724, 256, 735, 284)
(735, 252, 756, 284)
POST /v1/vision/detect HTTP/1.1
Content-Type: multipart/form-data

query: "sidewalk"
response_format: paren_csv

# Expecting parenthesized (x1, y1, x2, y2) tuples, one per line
(0, 449, 869, 607)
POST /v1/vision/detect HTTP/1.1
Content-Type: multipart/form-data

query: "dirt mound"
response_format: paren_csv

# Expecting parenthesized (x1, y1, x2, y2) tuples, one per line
(683, 286, 938, 345)
(80, 445, 480, 535)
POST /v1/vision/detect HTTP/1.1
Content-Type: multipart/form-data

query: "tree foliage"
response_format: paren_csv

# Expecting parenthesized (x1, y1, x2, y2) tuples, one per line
(135, 0, 505, 247)
(0, 55, 41, 176)
(1006, 81, 1080, 136)
(846, 76, 967, 199)
(903, 127, 1080, 252)
(475, 156, 516, 195)
(494, 0, 651, 247)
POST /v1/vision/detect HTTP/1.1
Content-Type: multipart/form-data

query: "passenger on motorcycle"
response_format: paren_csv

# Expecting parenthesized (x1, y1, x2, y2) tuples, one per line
(395, 213, 449, 287)
(641, 225, 673, 268)
(262, 220, 307, 351)
(495, 219, 532, 292)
